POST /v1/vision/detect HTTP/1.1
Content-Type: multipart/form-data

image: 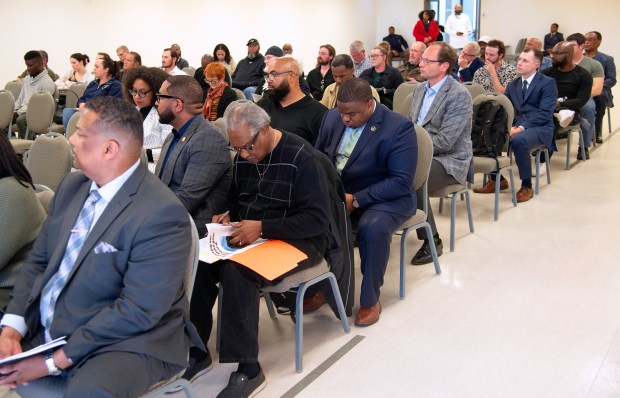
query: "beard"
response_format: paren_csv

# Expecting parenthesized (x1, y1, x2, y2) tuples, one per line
(268, 81, 290, 102)
(552, 58, 566, 68)
(158, 106, 174, 125)
(317, 57, 329, 66)
(247, 52, 257, 60)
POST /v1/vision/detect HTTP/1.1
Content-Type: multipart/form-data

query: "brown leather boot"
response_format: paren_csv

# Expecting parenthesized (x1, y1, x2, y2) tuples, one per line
(473, 179, 508, 194)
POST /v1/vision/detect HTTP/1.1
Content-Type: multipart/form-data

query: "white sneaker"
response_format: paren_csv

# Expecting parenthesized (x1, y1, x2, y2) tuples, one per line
(554, 109, 575, 128)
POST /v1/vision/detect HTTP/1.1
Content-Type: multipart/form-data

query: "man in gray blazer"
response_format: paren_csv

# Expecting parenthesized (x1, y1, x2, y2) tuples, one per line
(155, 75, 232, 382)
(410, 42, 473, 265)
(0, 97, 201, 396)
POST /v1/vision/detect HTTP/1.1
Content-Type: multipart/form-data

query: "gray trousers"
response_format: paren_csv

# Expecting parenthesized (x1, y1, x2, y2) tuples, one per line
(416, 160, 458, 240)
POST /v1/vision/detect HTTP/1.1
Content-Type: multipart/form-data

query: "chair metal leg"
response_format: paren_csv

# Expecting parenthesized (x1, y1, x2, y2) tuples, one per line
(565, 129, 571, 170)
(439, 197, 444, 214)
(295, 283, 307, 373)
(578, 128, 586, 163)
(216, 287, 222, 352)
(450, 193, 457, 252)
(264, 292, 277, 319)
(325, 274, 350, 334)
(399, 228, 410, 299)
(508, 168, 517, 207)
(545, 150, 551, 185)
(423, 222, 441, 275)
(608, 108, 612, 134)
(465, 191, 474, 233)
(493, 171, 500, 221)
(535, 149, 541, 195)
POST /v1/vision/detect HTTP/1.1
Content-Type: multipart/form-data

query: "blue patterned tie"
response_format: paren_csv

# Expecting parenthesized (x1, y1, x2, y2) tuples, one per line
(40, 190, 102, 340)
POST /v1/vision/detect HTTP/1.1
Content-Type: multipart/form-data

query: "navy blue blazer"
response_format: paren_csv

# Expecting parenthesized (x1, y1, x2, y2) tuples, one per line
(456, 57, 484, 82)
(504, 72, 558, 151)
(315, 101, 417, 217)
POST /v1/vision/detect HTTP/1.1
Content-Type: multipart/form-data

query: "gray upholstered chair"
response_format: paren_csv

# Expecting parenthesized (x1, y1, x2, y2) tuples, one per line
(64, 82, 87, 109)
(429, 183, 474, 252)
(0, 90, 15, 138)
(3, 80, 22, 101)
(24, 92, 56, 140)
(472, 93, 517, 221)
(182, 67, 196, 77)
(232, 88, 246, 100)
(557, 123, 587, 170)
(463, 81, 485, 100)
(397, 124, 441, 299)
(65, 110, 82, 139)
(393, 82, 417, 117)
(24, 134, 72, 192)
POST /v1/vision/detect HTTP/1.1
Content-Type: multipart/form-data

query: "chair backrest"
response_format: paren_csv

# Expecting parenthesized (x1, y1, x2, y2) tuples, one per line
(26, 92, 56, 136)
(393, 82, 417, 117)
(213, 117, 228, 140)
(35, 185, 54, 214)
(4, 80, 22, 100)
(414, 124, 434, 214)
(472, 93, 514, 134)
(25, 135, 72, 192)
(182, 66, 196, 77)
(463, 82, 485, 100)
(65, 82, 87, 109)
(232, 88, 245, 100)
(515, 38, 527, 55)
(65, 111, 82, 139)
(0, 90, 15, 132)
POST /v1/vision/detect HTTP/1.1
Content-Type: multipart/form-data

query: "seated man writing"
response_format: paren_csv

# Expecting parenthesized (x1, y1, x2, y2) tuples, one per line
(0, 97, 201, 397)
(208, 101, 330, 398)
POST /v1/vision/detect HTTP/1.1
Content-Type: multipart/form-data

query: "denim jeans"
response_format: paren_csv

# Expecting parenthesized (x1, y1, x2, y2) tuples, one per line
(579, 97, 596, 147)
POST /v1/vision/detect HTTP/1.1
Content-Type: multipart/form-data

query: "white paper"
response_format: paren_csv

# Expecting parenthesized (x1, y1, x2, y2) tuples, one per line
(0, 336, 67, 366)
(199, 223, 267, 264)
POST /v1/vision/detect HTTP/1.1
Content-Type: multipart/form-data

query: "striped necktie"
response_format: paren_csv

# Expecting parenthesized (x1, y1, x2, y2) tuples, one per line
(40, 189, 102, 341)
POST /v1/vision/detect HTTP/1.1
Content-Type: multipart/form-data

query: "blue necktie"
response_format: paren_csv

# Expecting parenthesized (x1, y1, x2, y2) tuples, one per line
(522, 80, 528, 98)
(40, 190, 102, 341)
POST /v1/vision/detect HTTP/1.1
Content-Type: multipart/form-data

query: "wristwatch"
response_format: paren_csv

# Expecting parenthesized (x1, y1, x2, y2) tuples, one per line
(352, 196, 360, 209)
(45, 351, 62, 376)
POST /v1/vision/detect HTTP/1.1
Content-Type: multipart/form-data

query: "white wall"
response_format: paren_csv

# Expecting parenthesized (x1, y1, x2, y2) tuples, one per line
(1, 0, 376, 84)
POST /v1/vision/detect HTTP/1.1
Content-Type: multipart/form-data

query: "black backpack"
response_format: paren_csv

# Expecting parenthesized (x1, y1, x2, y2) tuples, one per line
(471, 100, 508, 159)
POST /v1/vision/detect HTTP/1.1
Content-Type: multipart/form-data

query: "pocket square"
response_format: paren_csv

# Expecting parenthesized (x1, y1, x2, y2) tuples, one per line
(94, 241, 118, 254)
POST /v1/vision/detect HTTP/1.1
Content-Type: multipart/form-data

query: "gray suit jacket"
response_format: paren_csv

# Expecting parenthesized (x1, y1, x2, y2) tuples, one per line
(155, 116, 232, 235)
(410, 76, 473, 185)
(6, 163, 201, 368)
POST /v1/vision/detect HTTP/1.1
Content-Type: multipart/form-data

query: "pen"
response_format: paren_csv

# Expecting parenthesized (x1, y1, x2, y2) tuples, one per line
(217, 210, 230, 223)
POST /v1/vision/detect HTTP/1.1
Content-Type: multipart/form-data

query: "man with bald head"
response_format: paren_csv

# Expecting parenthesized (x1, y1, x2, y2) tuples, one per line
(543, 41, 593, 154)
(0, 97, 200, 396)
(155, 75, 232, 382)
(257, 57, 327, 145)
(398, 42, 427, 82)
(524, 38, 552, 71)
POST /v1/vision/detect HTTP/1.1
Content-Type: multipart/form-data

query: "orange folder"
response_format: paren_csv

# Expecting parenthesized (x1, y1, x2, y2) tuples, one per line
(229, 240, 308, 281)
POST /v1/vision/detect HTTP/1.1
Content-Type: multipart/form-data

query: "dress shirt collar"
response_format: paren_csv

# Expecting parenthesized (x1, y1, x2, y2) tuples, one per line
(90, 159, 140, 203)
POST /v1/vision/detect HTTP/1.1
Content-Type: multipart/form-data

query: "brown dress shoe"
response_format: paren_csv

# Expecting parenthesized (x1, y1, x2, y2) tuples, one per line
(473, 179, 509, 194)
(354, 302, 381, 327)
(303, 291, 326, 313)
(516, 186, 534, 203)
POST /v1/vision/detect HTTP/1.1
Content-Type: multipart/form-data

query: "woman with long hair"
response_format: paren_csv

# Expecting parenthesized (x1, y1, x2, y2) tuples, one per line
(123, 66, 173, 170)
(0, 133, 46, 308)
(213, 43, 236, 75)
(55, 53, 94, 90)
(62, 53, 123, 129)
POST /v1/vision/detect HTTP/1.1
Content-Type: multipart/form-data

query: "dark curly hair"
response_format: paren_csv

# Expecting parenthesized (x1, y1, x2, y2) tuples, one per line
(122, 66, 169, 107)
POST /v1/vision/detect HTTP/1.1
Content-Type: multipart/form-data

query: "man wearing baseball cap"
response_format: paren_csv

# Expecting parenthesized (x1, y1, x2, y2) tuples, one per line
(232, 38, 266, 99)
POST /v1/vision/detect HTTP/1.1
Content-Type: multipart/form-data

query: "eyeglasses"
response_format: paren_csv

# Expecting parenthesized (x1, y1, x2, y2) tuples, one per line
(420, 57, 444, 64)
(205, 78, 220, 85)
(461, 52, 476, 57)
(228, 131, 260, 153)
(550, 51, 570, 56)
(266, 71, 294, 80)
(155, 93, 184, 103)
(369, 54, 384, 59)
(129, 88, 152, 98)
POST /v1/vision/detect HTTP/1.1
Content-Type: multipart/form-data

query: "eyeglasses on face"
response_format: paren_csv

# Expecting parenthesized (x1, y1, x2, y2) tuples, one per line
(420, 57, 444, 64)
(129, 88, 152, 98)
(266, 70, 294, 80)
(228, 130, 260, 153)
(205, 78, 220, 85)
(155, 93, 184, 102)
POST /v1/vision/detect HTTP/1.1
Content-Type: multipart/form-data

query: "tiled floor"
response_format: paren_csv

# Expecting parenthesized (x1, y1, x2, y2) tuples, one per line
(2, 130, 619, 398)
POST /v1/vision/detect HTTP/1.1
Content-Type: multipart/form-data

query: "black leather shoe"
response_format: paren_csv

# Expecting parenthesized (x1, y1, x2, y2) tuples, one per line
(577, 147, 590, 160)
(596, 135, 603, 144)
(411, 238, 443, 265)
